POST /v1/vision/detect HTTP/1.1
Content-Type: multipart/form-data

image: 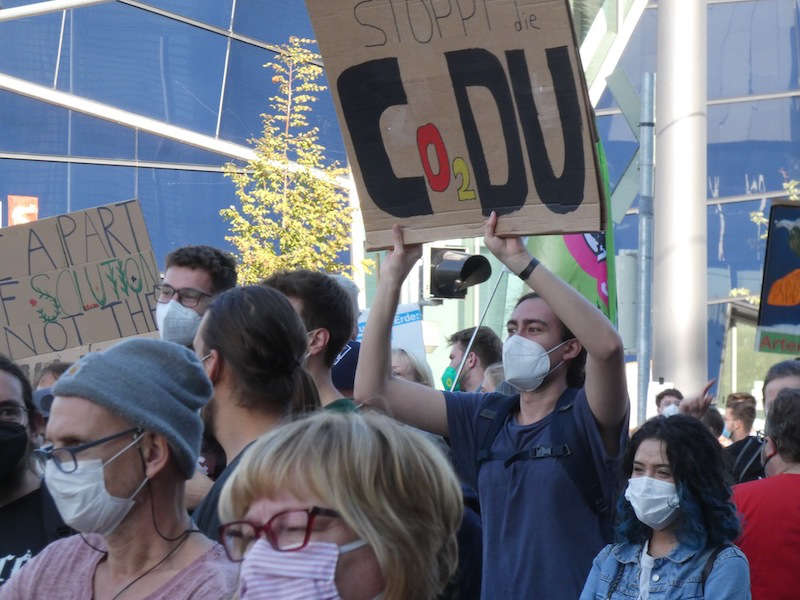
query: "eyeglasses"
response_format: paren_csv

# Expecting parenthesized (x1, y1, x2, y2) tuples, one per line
(34, 427, 141, 474)
(219, 506, 341, 561)
(0, 402, 27, 424)
(154, 283, 212, 308)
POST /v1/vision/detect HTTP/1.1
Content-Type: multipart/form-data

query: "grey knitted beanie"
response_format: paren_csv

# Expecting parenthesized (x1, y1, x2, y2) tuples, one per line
(53, 338, 212, 478)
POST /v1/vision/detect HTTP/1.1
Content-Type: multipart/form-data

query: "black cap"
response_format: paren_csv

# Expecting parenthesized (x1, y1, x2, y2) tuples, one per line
(331, 340, 360, 392)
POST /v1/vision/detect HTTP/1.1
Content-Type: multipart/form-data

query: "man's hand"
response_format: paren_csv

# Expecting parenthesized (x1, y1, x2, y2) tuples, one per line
(679, 379, 716, 418)
(380, 224, 422, 286)
(483, 211, 531, 275)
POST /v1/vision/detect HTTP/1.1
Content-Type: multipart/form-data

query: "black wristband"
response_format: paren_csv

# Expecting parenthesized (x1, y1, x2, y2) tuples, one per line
(517, 257, 540, 280)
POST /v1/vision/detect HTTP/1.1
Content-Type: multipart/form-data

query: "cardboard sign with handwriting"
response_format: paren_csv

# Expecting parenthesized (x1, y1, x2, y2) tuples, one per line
(0, 200, 159, 362)
(306, 0, 604, 249)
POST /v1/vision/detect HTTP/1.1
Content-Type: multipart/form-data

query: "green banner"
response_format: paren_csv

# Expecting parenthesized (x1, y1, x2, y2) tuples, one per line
(525, 140, 617, 325)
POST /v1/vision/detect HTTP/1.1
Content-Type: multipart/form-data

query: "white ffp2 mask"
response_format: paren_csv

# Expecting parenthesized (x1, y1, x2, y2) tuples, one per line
(44, 434, 148, 537)
(624, 476, 680, 530)
(502, 335, 569, 392)
(156, 301, 202, 346)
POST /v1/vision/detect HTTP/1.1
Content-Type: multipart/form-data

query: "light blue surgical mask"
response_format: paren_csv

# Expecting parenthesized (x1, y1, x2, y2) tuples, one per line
(661, 404, 680, 418)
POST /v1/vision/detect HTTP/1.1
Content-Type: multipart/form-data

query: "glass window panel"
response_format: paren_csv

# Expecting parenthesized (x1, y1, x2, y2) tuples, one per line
(610, 7, 657, 98)
(67, 163, 136, 213)
(0, 4, 62, 86)
(596, 114, 638, 191)
(70, 112, 135, 160)
(707, 97, 800, 198)
(219, 41, 346, 164)
(139, 0, 234, 29)
(708, 0, 800, 100)
(707, 199, 775, 299)
(233, 0, 314, 45)
(136, 132, 231, 166)
(614, 212, 639, 252)
(708, 302, 726, 391)
(56, 3, 226, 136)
(0, 159, 68, 226)
(214, 41, 274, 146)
(136, 168, 236, 265)
(595, 88, 618, 110)
(0, 91, 68, 155)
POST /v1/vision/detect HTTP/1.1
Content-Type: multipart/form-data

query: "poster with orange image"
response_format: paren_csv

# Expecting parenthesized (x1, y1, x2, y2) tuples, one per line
(756, 202, 800, 354)
(8, 195, 39, 226)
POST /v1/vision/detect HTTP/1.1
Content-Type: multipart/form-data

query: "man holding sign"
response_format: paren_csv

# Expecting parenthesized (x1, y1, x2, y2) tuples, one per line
(355, 214, 629, 599)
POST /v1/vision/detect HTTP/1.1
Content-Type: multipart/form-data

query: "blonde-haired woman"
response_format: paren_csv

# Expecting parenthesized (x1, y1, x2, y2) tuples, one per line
(391, 347, 434, 387)
(218, 410, 463, 600)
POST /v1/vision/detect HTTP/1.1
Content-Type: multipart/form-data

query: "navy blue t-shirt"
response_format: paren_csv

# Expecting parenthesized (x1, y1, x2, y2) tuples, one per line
(445, 388, 627, 599)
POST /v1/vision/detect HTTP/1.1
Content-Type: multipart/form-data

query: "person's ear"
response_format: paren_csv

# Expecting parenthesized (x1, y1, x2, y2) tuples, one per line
(562, 339, 582, 361)
(466, 351, 478, 369)
(139, 433, 171, 479)
(765, 436, 778, 457)
(203, 349, 222, 385)
(307, 328, 330, 358)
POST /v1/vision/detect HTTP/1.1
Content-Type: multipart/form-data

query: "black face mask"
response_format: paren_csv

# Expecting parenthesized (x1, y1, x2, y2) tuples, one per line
(0, 422, 28, 482)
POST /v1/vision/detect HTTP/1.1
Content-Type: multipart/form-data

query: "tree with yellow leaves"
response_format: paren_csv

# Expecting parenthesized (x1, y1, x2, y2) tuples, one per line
(222, 37, 351, 284)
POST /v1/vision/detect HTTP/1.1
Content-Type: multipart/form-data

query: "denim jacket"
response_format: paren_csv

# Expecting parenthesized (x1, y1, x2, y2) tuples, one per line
(579, 540, 751, 599)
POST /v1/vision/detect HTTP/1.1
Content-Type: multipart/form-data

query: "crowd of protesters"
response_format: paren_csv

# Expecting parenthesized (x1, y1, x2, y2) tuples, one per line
(1, 216, 799, 599)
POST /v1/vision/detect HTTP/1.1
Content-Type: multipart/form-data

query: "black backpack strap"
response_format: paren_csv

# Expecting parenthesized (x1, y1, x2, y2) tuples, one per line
(549, 389, 614, 542)
(503, 443, 571, 468)
(475, 392, 520, 472)
(734, 438, 762, 483)
(731, 437, 754, 477)
(701, 544, 732, 594)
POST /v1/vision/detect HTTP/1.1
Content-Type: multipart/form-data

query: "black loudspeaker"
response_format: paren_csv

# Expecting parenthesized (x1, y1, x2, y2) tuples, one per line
(429, 248, 491, 299)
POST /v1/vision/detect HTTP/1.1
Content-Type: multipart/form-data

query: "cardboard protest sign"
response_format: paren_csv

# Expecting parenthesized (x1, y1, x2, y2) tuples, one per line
(0, 200, 160, 362)
(306, 0, 604, 249)
(756, 203, 800, 354)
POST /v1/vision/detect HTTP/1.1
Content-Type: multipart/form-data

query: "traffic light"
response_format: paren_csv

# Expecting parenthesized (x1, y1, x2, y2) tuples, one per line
(428, 247, 491, 299)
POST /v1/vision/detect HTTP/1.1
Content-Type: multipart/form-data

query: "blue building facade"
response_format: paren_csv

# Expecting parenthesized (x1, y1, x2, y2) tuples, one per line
(0, 0, 347, 265)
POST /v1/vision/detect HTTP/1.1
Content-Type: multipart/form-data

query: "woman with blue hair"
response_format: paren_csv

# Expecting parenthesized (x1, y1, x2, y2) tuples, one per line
(580, 414, 751, 599)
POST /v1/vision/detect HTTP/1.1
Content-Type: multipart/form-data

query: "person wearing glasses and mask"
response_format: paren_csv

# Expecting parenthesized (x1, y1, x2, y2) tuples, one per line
(217, 409, 462, 600)
(0, 356, 70, 588)
(155, 245, 237, 347)
(0, 339, 238, 600)
(156, 246, 237, 508)
(580, 414, 750, 599)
